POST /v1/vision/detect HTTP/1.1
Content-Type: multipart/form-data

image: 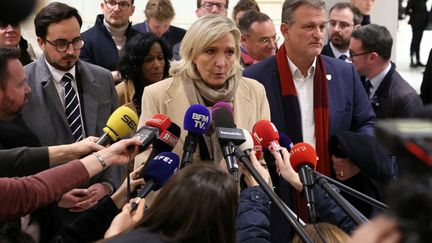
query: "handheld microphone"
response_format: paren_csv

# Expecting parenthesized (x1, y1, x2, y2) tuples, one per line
(252, 120, 282, 153)
(96, 106, 139, 145)
(279, 132, 294, 152)
(181, 104, 211, 167)
(213, 107, 245, 181)
(211, 101, 233, 115)
(239, 129, 254, 155)
(144, 122, 181, 167)
(133, 114, 171, 152)
(131, 152, 179, 211)
(251, 131, 263, 160)
(290, 142, 318, 223)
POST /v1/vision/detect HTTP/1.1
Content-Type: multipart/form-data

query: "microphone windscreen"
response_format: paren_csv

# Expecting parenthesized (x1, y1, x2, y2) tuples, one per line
(290, 142, 317, 172)
(213, 107, 235, 128)
(239, 129, 254, 152)
(154, 122, 181, 152)
(183, 104, 211, 134)
(145, 114, 171, 132)
(252, 120, 279, 147)
(142, 152, 179, 190)
(103, 105, 138, 141)
(279, 133, 294, 152)
(211, 102, 233, 115)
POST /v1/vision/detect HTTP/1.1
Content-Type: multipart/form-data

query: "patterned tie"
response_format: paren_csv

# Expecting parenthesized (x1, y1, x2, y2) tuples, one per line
(339, 54, 348, 61)
(364, 80, 373, 99)
(63, 73, 83, 142)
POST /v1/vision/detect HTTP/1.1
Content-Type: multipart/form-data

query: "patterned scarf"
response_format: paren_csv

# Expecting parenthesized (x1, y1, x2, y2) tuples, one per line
(276, 43, 330, 175)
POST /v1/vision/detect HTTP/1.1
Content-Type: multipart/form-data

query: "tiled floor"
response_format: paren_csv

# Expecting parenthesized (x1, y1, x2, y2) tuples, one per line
(396, 19, 432, 94)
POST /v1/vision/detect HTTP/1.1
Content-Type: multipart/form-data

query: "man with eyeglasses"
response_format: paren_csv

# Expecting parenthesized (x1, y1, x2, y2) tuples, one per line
(21, 2, 123, 232)
(0, 21, 36, 66)
(349, 24, 422, 119)
(244, 1, 376, 241)
(196, 0, 228, 17)
(238, 10, 277, 67)
(80, 0, 138, 83)
(321, 2, 362, 61)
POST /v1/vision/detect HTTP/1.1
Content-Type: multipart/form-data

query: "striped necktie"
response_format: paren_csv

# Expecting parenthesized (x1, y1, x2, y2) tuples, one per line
(63, 73, 83, 141)
(339, 54, 348, 61)
(365, 80, 373, 99)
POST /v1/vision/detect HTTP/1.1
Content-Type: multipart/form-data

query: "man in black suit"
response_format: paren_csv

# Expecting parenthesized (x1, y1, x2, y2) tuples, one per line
(349, 24, 423, 119)
(321, 2, 362, 61)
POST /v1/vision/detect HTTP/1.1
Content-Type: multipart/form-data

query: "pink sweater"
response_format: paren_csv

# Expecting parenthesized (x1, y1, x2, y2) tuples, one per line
(0, 160, 89, 222)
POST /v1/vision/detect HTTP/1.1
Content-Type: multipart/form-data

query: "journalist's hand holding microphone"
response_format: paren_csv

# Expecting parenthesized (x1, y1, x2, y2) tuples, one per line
(271, 148, 303, 192)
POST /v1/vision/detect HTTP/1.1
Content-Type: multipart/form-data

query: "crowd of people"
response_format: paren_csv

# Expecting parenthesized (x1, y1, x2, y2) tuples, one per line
(0, 0, 431, 242)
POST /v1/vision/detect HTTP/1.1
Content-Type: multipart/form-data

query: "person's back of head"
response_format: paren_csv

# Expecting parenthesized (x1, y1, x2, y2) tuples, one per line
(292, 223, 350, 243)
(351, 23, 392, 61)
(232, 0, 260, 25)
(140, 163, 238, 243)
(0, 47, 21, 90)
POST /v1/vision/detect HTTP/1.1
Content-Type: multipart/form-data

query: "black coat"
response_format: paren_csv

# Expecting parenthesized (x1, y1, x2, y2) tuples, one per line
(420, 49, 432, 104)
(321, 43, 336, 58)
(405, 0, 429, 28)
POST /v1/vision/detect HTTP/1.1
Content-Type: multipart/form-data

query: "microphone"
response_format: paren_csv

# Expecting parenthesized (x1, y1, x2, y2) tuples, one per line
(131, 151, 179, 211)
(290, 142, 318, 223)
(212, 101, 233, 115)
(181, 104, 211, 167)
(251, 131, 263, 160)
(279, 132, 294, 152)
(239, 129, 254, 155)
(96, 105, 139, 145)
(144, 122, 181, 167)
(213, 107, 245, 181)
(133, 114, 171, 152)
(252, 120, 282, 153)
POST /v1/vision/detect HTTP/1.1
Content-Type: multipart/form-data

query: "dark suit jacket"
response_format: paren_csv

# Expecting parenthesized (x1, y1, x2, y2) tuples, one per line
(370, 62, 423, 119)
(80, 14, 139, 71)
(321, 43, 335, 58)
(244, 55, 375, 243)
(132, 20, 186, 50)
(420, 48, 432, 104)
(22, 55, 124, 189)
(405, 0, 429, 27)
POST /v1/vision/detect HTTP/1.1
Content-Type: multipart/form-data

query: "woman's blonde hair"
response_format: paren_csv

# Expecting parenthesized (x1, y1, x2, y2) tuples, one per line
(292, 223, 350, 243)
(169, 15, 243, 81)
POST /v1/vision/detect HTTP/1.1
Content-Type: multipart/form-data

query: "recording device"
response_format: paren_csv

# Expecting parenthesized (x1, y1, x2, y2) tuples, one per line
(96, 106, 138, 145)
(133, 114, 171, 152)
(213, 107, 245, 180)
(131, 152, 179, 211)
(145, 122, 181, 167)
(290, 142, 318, 223)
(181, 104, 211, 167)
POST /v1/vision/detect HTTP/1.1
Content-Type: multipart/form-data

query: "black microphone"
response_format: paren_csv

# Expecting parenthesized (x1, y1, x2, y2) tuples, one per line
(181, 104, 211, 167)
(213, 107, 245, 181)
(144, 122, 181, 168)
(133, 114, 171, 152)
(131, 152, 179, 211)
(290, 142, 319, 223)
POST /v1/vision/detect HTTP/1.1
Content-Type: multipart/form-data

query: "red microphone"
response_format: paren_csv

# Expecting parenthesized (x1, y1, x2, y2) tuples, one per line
(290, 142, 317, 172)
(252, 120, 281, 152)
(289, 142, 318, 223)
(134, 114, 171, 152)
(251, 131, 263, 160)
(145, 114, 171, 132)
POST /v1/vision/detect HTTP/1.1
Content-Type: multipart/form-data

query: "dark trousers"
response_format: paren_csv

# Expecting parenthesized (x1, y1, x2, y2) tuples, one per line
(411, 25, 425, 59)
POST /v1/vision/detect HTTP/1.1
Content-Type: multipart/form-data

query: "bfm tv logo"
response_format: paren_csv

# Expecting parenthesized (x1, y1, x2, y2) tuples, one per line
(192, 113, 209, 129)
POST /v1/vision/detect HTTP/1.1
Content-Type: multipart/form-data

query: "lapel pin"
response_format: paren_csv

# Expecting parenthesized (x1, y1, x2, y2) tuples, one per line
(326, 74, 332, 81)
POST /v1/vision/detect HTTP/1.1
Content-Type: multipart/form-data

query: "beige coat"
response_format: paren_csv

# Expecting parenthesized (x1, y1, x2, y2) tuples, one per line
(115, 80, 138, 114)
(135, 76, 271, 166)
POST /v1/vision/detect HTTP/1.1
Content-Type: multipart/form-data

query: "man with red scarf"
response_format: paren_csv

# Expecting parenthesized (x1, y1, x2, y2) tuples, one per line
(243, 0, 375, 242)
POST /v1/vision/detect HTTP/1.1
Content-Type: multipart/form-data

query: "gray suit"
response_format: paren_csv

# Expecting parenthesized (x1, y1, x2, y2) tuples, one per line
(22, 55, 124, 189)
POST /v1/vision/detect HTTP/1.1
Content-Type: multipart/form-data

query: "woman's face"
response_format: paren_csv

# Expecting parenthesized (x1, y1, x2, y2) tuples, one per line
(193, 33, 236, 89)
(141, 42, 165, 84)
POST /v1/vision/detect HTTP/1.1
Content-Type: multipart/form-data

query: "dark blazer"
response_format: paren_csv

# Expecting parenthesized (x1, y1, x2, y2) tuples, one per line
(0, 147, 48, 177)
(405, 0, 429, 27)
(420, 48, 432, 104)
(243, 55, 375, 243)
(321, 43, 335, 58)
(132, 20, 186, 50)
(22, 55, 124, 189)
(370, 62, 423, 119)
(80, 14, 139, 71)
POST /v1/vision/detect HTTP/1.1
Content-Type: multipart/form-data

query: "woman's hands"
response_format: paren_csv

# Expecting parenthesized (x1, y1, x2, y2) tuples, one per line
(271, 148, 303, 192)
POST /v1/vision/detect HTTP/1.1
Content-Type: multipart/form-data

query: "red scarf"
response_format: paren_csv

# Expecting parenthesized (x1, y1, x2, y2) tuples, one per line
(276, 43, 330, 175)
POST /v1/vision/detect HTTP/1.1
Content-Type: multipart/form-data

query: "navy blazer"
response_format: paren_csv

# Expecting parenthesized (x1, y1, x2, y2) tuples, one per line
(132, 20, 186, 50)
(244, 55, 375, 243)
(80, 14, 139, 71)
(321, 43, 336, 58)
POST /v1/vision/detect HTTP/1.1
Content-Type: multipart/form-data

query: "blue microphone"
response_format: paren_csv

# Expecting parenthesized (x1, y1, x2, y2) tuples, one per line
(131, 152, 179, 211)
(181, 104, 211, 167)
(279, 132, 294, 152)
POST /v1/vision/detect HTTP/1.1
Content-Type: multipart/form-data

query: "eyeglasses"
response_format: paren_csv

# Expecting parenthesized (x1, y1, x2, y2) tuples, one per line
(243, 33, 279, 46)
(0, 22, 20, 29)
(201, 2, 227, 11)
(329, 20, 355, 30)
(104, 0, 132, 10)
(349, 50, 372, 58)
(46, 37, 85, 52)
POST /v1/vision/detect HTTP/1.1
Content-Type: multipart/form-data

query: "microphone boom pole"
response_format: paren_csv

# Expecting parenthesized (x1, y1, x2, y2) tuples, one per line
(232, 143, 313, 243)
